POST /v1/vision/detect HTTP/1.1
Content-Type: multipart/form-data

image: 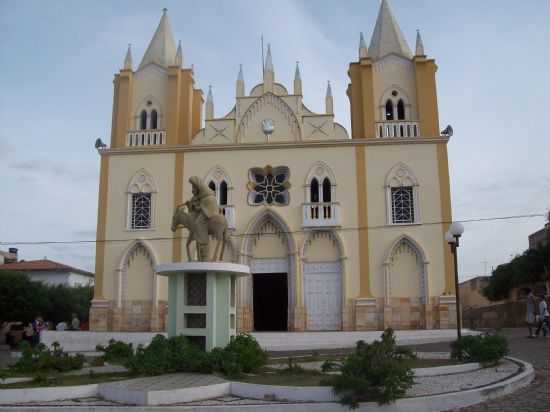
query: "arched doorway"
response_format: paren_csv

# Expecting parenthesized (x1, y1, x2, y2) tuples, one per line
(383, 236, 429, 329)
(302, 231, 344, 330)
(239, 210, 297, 331)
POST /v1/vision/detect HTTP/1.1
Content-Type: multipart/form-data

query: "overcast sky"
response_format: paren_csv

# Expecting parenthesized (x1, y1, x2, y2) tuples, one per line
(1, 0, 549, 281)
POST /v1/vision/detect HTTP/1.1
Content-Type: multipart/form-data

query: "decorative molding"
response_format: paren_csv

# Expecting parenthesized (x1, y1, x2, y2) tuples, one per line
(251, 258, 289, 274)
(303, 261, 341, 274)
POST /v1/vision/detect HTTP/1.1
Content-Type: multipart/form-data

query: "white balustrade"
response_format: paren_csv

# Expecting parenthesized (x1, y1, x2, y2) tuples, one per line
(126, 130, 166, 147)
(302, 203, 341, 228)
(221, 205, 236, 230)
(376, 122, 420, 138)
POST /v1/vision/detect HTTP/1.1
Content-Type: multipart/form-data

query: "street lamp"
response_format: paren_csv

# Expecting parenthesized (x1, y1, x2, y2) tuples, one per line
(446, 222, 464, 339)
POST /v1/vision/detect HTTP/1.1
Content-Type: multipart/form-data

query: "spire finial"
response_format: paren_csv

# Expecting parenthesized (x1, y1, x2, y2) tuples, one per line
(415, 29, 425, 56)
(368, 0, 412, 61)
(206, 85, 214, 120)
(293, 61, 302, 95)
(175, 40, 183, 67)
(325, 80, 333, 114)
(123, 43, 133, 70)
(359, 32, 368, 59)
(265, 43, 274, 73)
(138, 7, 176, 69)
(236, 65, 245, 97)
(162, 8, 168, 14)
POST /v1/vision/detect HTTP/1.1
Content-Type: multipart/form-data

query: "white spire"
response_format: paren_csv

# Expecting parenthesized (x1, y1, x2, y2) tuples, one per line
(325, 81, 333, 115)
(368, 0, 412, 61)
(205, 85, 214, 120)
(359, 32, 368, 59)
(138, 8, 177, 70)
(236, 64, 245, 98)
(123, 43, 133, 70)
(415, 30, 425, 56)
(263, 43, 274, 92)
(264, 43, 274, 73)
(175, 40, 183, 67)
(293, 61, 302, 95)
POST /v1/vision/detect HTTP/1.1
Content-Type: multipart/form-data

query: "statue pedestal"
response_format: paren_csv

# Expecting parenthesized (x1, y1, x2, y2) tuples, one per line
(156, 262, 250, 351)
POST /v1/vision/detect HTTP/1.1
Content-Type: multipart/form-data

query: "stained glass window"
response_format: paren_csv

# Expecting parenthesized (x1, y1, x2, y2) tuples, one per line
(131, 193, 151, 229)
(247, 165, 291, 206)
(391, 187, 414, 224)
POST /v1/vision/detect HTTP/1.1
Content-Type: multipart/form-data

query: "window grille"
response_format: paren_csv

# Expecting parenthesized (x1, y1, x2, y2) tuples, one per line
(131, 193, 152, 229)
(391, 187, 415, 224)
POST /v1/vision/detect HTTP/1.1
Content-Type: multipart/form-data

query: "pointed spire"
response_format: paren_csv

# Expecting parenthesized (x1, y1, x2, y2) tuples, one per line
(123, 43, 133, 70)
(325, 81, 333, 115)
(415, 30, 425, 56)
(264, 43, 274, 73)
(175, 40, 183, 67)
(263, 43, 274, 93)
(359, 32, 368, 59)
(236, 65, 245, 98)
(205, 85, 214, 120)
(368, 0, 412, 61)
(139, 8, 177, 70)
(293, 61, 302, 95)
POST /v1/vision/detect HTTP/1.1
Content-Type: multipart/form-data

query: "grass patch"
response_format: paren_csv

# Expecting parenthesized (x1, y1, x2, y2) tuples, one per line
(0, 372, 135, 389)
(235, 369, 326, 387)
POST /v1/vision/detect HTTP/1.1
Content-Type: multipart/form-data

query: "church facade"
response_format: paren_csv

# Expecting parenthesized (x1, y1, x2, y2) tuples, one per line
(90, 0, 457, 333)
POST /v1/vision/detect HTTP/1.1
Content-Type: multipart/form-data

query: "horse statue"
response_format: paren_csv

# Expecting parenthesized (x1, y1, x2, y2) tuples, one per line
(170, 177, 228, 262)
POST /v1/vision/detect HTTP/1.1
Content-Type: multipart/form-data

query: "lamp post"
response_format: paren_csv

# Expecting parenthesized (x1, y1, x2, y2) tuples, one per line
(446, 222, 464, 339)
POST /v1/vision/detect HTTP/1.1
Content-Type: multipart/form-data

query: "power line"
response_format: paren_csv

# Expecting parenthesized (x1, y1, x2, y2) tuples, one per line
(0, 213, 545, 247)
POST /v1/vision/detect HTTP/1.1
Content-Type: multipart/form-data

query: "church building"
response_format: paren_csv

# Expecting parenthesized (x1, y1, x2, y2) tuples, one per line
(90, 0, 457, 333)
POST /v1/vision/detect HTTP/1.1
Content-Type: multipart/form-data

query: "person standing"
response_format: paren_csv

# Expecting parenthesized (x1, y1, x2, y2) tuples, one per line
(526, 289, 537, 338)
(535, 294, 549, 337)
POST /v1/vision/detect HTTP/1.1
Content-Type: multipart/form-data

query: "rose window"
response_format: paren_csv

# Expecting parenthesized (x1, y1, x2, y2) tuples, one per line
(247, 165, 291, 206)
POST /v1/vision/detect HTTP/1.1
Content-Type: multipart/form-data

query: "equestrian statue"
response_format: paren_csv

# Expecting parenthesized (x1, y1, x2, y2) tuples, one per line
(171, 176, 228, 262)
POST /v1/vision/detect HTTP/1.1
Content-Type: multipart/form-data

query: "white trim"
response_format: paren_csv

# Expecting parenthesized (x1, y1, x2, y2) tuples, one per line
(385, 162, 421, 225)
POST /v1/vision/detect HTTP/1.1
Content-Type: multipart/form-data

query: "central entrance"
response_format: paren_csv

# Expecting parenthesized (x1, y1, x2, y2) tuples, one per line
(253, 273, 288, 331)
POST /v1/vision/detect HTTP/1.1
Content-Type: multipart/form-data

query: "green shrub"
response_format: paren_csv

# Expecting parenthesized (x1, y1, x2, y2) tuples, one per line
(124, 333, 267, 378)
(224, 333, 267, 373)
(13, 341, 84, 373)
(96, 339, 134, 363)
(322, 329, 415, 408)
(451, 334, 508, 366)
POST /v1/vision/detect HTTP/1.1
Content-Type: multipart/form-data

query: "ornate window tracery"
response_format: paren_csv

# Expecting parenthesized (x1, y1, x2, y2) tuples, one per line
(247, 165, 291, 206)
(127, 170, 157, 230)
(385, 163, 420, 225)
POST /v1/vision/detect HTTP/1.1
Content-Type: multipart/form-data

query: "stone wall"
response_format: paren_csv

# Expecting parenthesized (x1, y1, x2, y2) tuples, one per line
(89, 299, 167, 332)
(462, 302, 526, 330)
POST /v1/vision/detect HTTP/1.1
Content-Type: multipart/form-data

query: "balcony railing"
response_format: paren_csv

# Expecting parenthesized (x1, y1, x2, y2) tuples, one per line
(126, 130, 166, 147)
(220, 205, 236, 230)
(376, 122, 419, 138)
(303, 203, 341, 228)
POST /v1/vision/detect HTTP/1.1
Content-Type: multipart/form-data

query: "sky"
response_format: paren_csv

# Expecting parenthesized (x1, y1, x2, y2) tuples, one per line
(0, 0, 549, 281)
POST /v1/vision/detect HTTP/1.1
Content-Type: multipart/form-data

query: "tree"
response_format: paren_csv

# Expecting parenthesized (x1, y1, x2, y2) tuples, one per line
(0, 271, 93, 325)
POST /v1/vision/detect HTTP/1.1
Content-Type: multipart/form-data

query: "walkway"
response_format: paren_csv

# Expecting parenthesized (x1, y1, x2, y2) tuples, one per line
(406, 328, 550, 412)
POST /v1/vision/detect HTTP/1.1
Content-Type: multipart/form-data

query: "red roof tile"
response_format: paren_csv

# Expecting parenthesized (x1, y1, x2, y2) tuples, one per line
(0, 259, 94, 277)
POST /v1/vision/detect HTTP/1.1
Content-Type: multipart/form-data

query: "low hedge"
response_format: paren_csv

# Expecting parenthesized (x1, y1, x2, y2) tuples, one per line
(13, 341, 84, 374)
(450, 334, 509, 366)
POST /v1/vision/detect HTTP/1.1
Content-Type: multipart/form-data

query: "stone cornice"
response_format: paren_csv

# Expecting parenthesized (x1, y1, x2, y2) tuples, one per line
(100, 137, 449, 156)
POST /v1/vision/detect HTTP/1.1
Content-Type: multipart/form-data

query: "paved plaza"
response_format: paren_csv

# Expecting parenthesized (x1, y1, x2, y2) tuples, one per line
(408, 328, 550, 412)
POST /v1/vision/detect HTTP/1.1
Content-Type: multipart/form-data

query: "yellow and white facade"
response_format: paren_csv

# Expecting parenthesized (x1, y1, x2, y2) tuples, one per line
(90, 1, 457, 332)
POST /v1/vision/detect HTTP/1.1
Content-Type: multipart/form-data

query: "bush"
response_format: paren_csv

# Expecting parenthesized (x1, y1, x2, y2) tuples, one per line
(322, 329, 415, 408)
(96, 339, 134, 363)
(451, 334, 508, 366)
(13, 341, 84, 373)
(124, 333, 267, 378)
(223, 333, 267, 373)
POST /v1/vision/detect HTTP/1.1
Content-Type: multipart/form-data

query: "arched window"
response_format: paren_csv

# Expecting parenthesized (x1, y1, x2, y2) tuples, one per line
(397, 99, 405, 120)
(127, 170, 157, 230)
(322, 178, 332, 203)
(310, 178, 319, 203)
(385, 163, 420, 225)
(208, 181, 216, 192)
(219, 180, 228, 206)
(139, 110, 147, 130)
(150, 110, 158, 129)
(385, 100, 394, 121)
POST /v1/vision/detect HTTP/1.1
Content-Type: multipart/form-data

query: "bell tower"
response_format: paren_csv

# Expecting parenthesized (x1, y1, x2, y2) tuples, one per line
(347, 0, 440, 139)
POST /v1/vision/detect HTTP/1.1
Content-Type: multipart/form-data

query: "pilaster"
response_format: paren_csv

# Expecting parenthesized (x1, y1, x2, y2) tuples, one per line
(111, 70, 133, 148)
(414, 57, 440, 137)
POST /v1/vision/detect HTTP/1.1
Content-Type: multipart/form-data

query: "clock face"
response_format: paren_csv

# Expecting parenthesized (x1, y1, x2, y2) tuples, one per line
(261, 119, 275, 135)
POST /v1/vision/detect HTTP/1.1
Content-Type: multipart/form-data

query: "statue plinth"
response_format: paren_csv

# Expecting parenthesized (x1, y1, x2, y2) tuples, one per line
(156, 262, 250, 351)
